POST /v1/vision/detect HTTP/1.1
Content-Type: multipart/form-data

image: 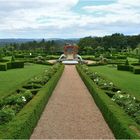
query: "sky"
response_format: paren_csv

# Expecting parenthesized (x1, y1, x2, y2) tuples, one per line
(0, 0, 140, 38)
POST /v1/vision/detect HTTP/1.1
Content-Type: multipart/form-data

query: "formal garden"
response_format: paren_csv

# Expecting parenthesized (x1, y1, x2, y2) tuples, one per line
(0, 33, 140, 139)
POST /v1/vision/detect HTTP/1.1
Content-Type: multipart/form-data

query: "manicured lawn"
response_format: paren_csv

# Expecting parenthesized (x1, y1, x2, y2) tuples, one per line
(89, 65, 140, 99)
(0, 64, 50, 98)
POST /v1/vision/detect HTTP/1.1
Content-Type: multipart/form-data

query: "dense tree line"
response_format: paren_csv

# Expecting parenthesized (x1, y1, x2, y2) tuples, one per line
(1, 33, 140, 55)
(3, 39, 78, 54)
(78, 33, 140, 54)
(10, 39, 57, 52)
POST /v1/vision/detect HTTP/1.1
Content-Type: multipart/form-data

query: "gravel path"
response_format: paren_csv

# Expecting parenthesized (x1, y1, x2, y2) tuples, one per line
(30, 65, 115, 139)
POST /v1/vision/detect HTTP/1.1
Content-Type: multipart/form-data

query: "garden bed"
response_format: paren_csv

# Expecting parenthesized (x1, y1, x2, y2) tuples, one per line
(76, 64, 140, 139)
(0, 63, 64, 139)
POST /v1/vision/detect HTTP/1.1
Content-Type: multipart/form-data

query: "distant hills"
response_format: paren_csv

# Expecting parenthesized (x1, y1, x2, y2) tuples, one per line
(0, 38, 79, 47)
(0, 39, 35, 45)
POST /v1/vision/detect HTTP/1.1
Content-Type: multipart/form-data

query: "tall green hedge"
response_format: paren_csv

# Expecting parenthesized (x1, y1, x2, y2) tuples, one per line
(11, 61, 24, 68)
(0, 64, 64, 139)
(76, 65, 140, 139)
(0, 61, 24, 71)
(133, 67, 140, 74)
(0, 63, 7, 71)
(117, 64, 140, 74)
(117, 65, 130, 71)
(6, 62, 12, 69)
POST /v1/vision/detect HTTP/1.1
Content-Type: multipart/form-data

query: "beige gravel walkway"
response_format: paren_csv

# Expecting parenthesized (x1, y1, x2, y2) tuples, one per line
(31, 65, 115, 139)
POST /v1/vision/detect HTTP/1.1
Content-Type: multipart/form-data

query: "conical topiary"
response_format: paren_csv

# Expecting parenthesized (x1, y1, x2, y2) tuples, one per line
(125, 59, 129, 65)
(11, 55, 15, 62)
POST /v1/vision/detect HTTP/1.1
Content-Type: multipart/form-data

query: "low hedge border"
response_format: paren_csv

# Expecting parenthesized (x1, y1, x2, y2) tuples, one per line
(87, 63, 106, 66)
(0, 61, 24, 71)
(0, 63, 7, 71)
(34, 61, 54, 66)
(117, 64, 140, 74)
(76, 64, 140, 139)
(0, 64, 64, 139)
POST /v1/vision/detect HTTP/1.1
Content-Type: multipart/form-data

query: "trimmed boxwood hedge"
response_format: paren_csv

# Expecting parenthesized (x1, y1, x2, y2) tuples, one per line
(131, 63, 140, 66)
(117, 64, 140, 74)
(15, 54, 25, 58)
(117, 65, 130, 71)
(0, 63, 7, 71)
(6, 62, 12, 69)
(0, 61, 24, 71)
(35, 61, 54, 66)
(46, 55, 59, 60)
(11, 61, 24, 68)
(76, 65, 140, 139)
(0, 64, 64, 139)
(133, 67, 140, 74)
(106, 55, 127, 60)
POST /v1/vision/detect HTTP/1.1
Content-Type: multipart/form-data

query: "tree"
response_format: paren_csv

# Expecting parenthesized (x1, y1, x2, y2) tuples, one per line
(78, 36, 99, 53)
(83, 46, 93, 55)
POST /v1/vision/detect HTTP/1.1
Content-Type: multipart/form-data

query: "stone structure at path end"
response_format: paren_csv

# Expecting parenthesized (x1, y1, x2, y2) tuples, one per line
(58, 43, 84, 64)
(64, 43, 79, 59)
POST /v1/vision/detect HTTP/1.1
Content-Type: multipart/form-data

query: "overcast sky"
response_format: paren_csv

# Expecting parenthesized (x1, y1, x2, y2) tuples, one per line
(0, 0, 140, 38)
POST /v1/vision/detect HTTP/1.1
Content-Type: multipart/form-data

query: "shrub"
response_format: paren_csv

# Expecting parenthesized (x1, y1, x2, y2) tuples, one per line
(135, 112, 140, 124)
(15, 54, 25, 58)
(7, 62, 12, 69)
(0, 59, 9, 63)
(87, 62, 106, 66)
(117, 64, 140, 74)
(131, 63, 140, 66)
(117, 55, 127, 59)
(0, 64, 64, 139)
(125, 59, 129, 65)
(108, 60, 125, 65)
(11, 61, 24, 68)
(129, 65, 134, 72)
(11, 55, 15, 62)
(133, 67, 140, 74)
(138, 57, 140, 64)
(0, 108, 16, 125)
(117, 65, 130, 71)
(0, 63, 7, 71)
(4, 94, 26, 107)
(0, 100, 4, 108)
(112, 94, 139, 114)
(46, 55, 59, 60)
(0, 61, 24, 70)
(22, 83, 42, 90)
(0, 52, 3, 61)
(76, 65, 140, 139)
(81, 56, 95, 60)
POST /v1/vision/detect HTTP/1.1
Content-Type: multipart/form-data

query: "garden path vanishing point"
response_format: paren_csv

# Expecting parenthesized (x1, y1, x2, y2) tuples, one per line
(31, 65, 115, 139)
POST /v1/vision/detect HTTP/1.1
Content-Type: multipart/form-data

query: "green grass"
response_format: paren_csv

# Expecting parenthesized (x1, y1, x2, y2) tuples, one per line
(89, 65, 140, 99)
(0, 64, 50, 99)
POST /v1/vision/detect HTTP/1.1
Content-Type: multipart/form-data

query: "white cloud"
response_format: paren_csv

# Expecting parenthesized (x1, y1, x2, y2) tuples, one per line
(0, 0, 139, 38)
(81, 0, 140, 34)
(83, 0, 140, 13)
(0, 0, 80, 31)
(83, 0, 140, 21)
